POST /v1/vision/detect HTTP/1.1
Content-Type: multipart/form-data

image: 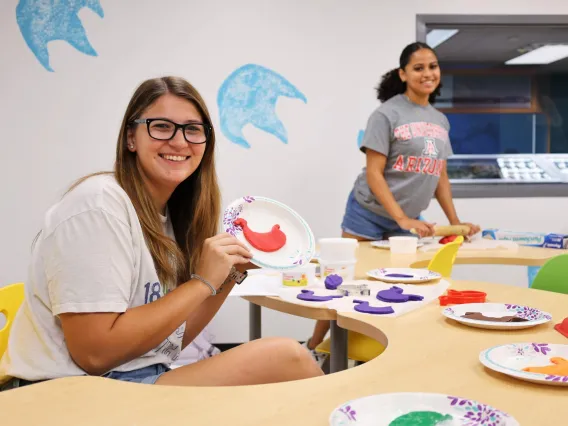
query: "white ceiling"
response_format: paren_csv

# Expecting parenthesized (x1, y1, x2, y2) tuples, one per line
(428, 25, 568, 71)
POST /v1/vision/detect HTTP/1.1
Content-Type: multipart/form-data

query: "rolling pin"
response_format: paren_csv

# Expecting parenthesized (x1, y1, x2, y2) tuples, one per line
(410, 225, 471, 237)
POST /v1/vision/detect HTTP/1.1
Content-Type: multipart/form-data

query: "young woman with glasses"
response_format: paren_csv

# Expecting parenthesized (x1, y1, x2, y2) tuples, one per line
(0, 77, 323, 390)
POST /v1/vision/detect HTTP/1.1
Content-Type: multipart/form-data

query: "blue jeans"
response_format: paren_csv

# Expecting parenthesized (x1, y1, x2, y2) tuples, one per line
(341, 190, 422, 240)
(0, 364, 170, 391)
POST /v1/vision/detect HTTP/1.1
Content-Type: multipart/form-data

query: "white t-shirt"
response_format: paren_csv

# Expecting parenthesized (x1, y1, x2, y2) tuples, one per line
(0, 174, 186, 381)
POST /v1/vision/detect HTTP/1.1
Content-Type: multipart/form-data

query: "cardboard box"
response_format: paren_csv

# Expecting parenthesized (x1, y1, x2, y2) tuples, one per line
(482, 229, 568, 249)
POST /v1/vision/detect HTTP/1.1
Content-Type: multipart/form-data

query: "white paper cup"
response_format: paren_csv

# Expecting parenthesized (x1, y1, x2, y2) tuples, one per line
(282, 263, 317, 287)
(318, 238, 358, 262)
(319, 259, 356, 281)
(388, 236, 418, 254)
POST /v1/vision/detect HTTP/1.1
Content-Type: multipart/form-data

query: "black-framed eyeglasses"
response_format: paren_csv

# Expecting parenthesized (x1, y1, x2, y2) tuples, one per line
(131, 118, 211, 144)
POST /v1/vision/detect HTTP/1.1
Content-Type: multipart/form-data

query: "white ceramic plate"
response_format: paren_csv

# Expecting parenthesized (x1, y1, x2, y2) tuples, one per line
(371, 240, 424, 250)
(329, 392, 519, 425)
(366, 268, 441, 283)
(442, 303, 552, 330)
(479, 343, 568, 386)
(223, 196, 315, 270)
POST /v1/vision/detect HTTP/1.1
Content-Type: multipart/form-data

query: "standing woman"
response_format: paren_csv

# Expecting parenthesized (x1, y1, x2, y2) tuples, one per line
(305, 43, 479, 357)
(342, 41, 479, 241)
(1, 76, 323, 389)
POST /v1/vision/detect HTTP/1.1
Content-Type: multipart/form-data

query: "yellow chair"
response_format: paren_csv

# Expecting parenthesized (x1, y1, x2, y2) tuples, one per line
(314, 328, 385, 364)
(426, 236, 464, 277)
(0, 283, 25, 358)
(315, 237, 464, 366)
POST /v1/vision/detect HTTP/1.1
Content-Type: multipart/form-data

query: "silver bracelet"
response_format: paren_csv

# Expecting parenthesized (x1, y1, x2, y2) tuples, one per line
(191, 274, 216, 296)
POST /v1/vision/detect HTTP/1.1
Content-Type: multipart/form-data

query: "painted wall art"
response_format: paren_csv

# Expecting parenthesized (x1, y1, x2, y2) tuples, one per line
(16, 0, 104, 72)
(217, 64, 307, 148)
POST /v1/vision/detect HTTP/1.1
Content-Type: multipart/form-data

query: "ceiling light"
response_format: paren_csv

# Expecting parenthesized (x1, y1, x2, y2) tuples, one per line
(506, 45, 568, 65)
(426, 29, 459, 48)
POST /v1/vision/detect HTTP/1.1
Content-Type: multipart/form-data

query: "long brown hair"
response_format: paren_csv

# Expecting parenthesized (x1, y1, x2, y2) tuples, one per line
(70, 77, 220, 289)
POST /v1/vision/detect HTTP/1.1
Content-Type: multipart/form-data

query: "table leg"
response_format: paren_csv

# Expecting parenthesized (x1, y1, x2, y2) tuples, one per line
(249, 302, 261, 341)
(330, 320, 348, 373)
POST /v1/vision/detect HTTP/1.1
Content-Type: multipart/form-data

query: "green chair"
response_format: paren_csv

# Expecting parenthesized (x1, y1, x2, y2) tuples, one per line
(530, 254, 568, 295)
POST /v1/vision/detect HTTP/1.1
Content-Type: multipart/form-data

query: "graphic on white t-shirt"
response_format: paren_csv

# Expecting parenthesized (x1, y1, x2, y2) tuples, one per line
(422, 137, 439, 157)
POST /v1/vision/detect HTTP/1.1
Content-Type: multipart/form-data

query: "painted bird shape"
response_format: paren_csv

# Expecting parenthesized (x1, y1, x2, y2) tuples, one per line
(352, 300, 394, 315)
(523, 357, 568, 376)
(377, 286, 424, 303)
(297, 290, 343, 302)
(233, 218, 286, 252)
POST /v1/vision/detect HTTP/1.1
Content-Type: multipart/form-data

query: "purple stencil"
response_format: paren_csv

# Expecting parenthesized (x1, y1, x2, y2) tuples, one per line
(377, 286, 424, 303)
(353, 300, 394, 315)
(324, 274, 343, 290)
(297, 289, 343, 302)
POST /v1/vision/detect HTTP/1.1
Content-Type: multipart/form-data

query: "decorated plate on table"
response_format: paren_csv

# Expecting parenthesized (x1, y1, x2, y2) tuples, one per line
(442, 303, 552, 330)
(366, 268, 441, 284)
(371, 240, 424, 250)
(329, 392, 519, 425)
(479, 343, 568, 386)
(223, 196, 315, 270)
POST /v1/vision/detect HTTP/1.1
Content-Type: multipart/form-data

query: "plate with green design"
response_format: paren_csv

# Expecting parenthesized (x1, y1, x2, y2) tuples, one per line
(329, 392, 519, 425)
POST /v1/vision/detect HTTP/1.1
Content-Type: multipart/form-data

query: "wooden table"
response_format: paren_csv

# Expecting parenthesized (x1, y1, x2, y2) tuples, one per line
(246, 243, 566, 372)
(350, 242, 566, 275)
(1, 245, 567, 425)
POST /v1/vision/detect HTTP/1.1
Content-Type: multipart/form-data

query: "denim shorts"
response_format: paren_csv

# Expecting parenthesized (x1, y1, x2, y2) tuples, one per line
(102, 363, 170, 384)
(0, 363, 170, 391)
(341, 190, 423, 240)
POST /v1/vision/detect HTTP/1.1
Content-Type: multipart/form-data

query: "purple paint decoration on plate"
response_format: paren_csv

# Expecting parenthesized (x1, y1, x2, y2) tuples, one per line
(353, 300, 394, 315)
(377, 286, 424, 303)
(339, 405, 357, 421)
(447, 396, 509, 426)
(324, 274, 343, 290)
(505, 304, 549, 321)
(223, 204, 244, 236)
(297, 289, 343, 302)
(531, 343, 552, 355)
(546, 375, 568, 382)
(384, 273, 414, 278)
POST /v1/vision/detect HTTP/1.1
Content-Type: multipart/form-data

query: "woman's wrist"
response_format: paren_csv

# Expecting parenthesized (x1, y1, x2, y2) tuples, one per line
(189, 275, 219, 296)
(395, 215, 410, 226)
(449, 217, 461, 225)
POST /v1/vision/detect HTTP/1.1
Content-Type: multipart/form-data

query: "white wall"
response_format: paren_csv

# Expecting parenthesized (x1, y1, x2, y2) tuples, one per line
(2, 0, 568, 343)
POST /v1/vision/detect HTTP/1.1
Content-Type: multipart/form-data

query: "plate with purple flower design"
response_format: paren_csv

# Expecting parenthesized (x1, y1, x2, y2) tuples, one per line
(366, 268, 441, 284)
(480, 343, 568, 386)
(442, 303, 552, 330)
(329, 392, 519, 425)
(223, 196, 315, 270)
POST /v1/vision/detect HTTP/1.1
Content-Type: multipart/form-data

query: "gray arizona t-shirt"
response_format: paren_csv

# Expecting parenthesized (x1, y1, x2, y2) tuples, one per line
(354, 94, 453, 220)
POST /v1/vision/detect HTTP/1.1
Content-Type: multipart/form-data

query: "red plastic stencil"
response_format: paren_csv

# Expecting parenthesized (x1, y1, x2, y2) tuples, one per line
(555, 317, 568, 339)
(438, 289, 486, 306)
(234, 218, 286, 252)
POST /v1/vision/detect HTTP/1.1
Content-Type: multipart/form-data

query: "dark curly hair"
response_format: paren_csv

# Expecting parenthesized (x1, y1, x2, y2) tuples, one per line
(376, 42, 442, 104)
